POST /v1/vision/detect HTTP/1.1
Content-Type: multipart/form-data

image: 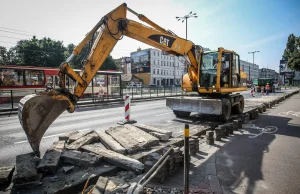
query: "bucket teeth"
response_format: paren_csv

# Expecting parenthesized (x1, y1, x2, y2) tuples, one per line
(18, 94, 69, 157)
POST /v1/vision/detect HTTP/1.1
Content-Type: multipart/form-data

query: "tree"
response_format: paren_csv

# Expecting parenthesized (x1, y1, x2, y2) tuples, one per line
(282, 34, 300, 71)
(11, 36, 66, 67)
(0, 46, 9, 65)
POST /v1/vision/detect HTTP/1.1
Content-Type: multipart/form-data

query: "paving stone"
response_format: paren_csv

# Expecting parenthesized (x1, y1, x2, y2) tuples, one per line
(68, 130, 93, 143)
(82, 144, 144, 174)
(198, 182, 210, 189)
(208, 175, 222, 193)
(0, 166, 15, 185)
(13, 152, 42, 185)
(205, 163, 216, 176)
(66, 131, 99, 150)
(37, 149, 62, 174)
(61, 150, 102, 167)
(92, 176, 108, 194)
(105, 125, 159, 154)
(97, 131, 126, 154)
(134, 124, 172, 136)
(149, 132, 170, 141)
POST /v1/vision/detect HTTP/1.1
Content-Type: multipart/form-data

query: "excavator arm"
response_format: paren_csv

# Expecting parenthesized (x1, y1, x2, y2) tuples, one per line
(18, 3, 201, 156)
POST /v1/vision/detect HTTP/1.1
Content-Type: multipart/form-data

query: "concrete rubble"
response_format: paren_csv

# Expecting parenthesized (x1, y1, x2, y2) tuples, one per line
(2, 89, 298, 193)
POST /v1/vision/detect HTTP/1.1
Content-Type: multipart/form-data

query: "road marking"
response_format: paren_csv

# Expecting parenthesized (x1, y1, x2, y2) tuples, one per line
(242, 124, 278, 138)
(14, 128, 90, 145)
(155, 112, 173, 116)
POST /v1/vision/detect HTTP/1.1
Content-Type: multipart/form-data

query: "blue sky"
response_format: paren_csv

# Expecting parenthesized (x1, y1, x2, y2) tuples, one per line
(0, 0, 299, 72)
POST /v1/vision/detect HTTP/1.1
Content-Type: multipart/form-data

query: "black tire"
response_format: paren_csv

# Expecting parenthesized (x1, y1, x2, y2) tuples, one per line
(218, 98, 231, 122)
(232, 95, 244, 114)
(173, 110, 191, 118)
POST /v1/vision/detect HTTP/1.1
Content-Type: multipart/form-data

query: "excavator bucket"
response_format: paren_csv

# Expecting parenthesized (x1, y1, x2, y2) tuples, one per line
(18, 94, 69, 157)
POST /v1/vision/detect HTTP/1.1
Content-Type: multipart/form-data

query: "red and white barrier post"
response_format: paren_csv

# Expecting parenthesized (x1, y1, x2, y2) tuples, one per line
(117, 95, 137, 125)
(125, 95, 130, 121)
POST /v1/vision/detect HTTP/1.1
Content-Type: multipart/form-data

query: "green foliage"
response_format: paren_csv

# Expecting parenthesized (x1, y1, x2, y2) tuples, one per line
(282, 33, 300, 71)
(9, 36, 66, 67)
(1, 36, 118, 71)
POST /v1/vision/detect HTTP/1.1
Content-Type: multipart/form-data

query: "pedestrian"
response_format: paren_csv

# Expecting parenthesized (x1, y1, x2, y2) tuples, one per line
(266, 83, 270, 95)
(261, 86, 265, 95)
(98, 85, 104, 101)
(250, 86, 255, 97)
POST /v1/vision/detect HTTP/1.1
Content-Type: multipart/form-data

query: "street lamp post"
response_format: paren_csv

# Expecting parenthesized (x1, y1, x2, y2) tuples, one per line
(176, 12, 198, 40)
(248, 51, 260, 81)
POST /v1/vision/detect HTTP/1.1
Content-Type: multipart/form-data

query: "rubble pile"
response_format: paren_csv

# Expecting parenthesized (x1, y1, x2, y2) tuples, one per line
(3, 124, 178, 193)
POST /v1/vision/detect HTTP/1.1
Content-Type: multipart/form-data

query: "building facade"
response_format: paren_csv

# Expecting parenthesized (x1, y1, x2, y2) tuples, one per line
(259, 68, 279, 82)
(130, 48, 186, 86)
(240, 60, 259, 81)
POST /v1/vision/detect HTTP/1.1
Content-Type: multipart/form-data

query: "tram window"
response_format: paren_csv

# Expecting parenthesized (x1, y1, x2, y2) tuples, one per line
(0, 68, 24, 86)
(25, 70, 44, 85)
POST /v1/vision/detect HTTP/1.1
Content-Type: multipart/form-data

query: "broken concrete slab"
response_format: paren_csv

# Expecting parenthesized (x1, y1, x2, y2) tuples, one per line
(0, 166, 15, 185)
(50, 140, 65, 151)
(68, 130, 93, 143)
(97, 131, 126, 154)
(59, 131, 78, 142)
(13, 152, 42, 185)
(61, 150, 102, 167)
(149, 132, 169, 141)
(106, 125, 159, 154)
(92, 176, 109, 194)
(66, 131, 99, 150)
(62, 166, 74, 174)
(11, 163, 118, 194)
(134, 124, 172, 137)
(82, 145, 144, 174)
(37, 150, 62, 174)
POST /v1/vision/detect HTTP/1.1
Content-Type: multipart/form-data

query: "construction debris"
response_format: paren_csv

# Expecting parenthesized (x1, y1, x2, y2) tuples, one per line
(62, 166, 74, 174)
(61, 150, 102, 167)
(82, 144, 144, 174)
(58, 131, 78, 142)
(66, 131, 99, 150)
(134, 124, 172, 137)
(68, 130, 93, 143)
(13, 152, 42, 186)
(106, 125, 159, 154)
(0, 166, 15, 185)
(97, 131, 126, 154)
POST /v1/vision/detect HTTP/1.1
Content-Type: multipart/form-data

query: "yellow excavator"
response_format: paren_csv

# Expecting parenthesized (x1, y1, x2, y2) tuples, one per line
(18, 3, 247, 156)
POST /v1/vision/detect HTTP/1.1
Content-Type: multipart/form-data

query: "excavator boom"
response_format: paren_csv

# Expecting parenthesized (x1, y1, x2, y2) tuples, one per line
(18, 3, 201, 156)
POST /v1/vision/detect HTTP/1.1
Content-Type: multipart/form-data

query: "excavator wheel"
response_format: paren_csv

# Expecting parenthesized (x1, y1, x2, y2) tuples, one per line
(218, 98, 231, 122)
(232, 95, 244, 114)
(173, 110, 191, 118)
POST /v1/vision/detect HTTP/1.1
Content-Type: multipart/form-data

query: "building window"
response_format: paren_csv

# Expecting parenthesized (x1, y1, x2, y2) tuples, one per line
(157, 69, 159, 74)
(153, 52, 155, 56)
(153, 68, 155, 74)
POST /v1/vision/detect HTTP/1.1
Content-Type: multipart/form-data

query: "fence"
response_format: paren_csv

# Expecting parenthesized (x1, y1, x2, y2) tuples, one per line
(0, 86, 184, 112)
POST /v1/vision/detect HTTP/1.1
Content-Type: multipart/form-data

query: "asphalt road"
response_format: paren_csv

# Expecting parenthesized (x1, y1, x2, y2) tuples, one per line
(216, 91, 300, 193)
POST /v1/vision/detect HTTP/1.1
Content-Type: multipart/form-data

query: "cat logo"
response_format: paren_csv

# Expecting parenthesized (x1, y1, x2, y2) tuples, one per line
(160, 36, 170, 47)
(148, 34, 176, 48)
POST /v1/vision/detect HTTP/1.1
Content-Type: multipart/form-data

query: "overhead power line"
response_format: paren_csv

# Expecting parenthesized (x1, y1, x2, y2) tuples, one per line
(0, 26, 35, 34)
(0, 29, 33, 37)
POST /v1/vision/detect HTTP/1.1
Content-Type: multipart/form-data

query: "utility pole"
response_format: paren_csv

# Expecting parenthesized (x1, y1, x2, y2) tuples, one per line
(248, 51, 260, 81)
